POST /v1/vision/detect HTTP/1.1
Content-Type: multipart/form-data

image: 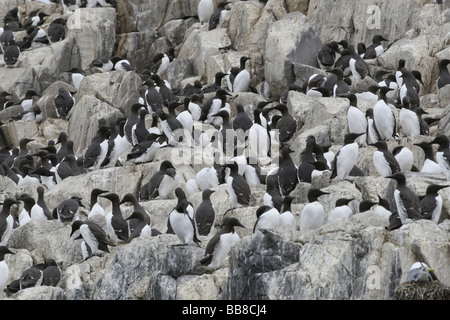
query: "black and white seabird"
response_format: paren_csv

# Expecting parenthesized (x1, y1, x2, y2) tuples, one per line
(32, 186, 52, 221)
(348, 44, 371, 80)
(279, 195, 295, 231)
(232, 104, 253, 133)
(317, 41, 341, 70)
(370, 141, 401, 177)
(330, 132, 365, 181)
(90, 57, 113, 73)
(202, 71, 228, 93)
(208, 1, 230, 31)
(345, 94, 367, 147)
(399, 68, 420, 108)
(392, 145, 415, 172)
(198, 0, 215, 25)
(386, 172, 423, 225)
(195, 189, 216, 236)
(56, 196, 84, 224)
(0, 198, 20, 246)
(47, 18, 66, 43)
(125, 210, 153, 242)
(300, 188, 329, 232)
(263, 172, 283, 211)
(328, 68, 350, 97)
(420, 184, 449, 224)
(99, 192, 130, 243)
(83, 125, 111, 170)
(428, 134, 450, 180)
(199, 89, 231, 125)
(54, 88, 76, 119)
(149, 52, 171, 76)
(70, 220, 116, 256)
(278, 147, 298, 196)
(232, 56, 251, 93)
(372, 87, 397, 140)
(365, 108, 380, 144)
(328, 198, 354, 223)
(199, 217, 245, 269)
(151, 74, 175, 106)
(269, 103, 297, 146)
(3, 42, 21, 68)
(398, 96, 421, 138)
(41, 258, 61, 287)
(363, 35, 389, 59)
(124, 102, 145, 145)
(56, 154, 81, 182)
(86, 188, 108, 221)
(158, 108, 185, 147)
(437, 59, 450, 90)
(297, 135, 318, 183)
(253, 205, 280, 233)
(120, 192, 151, 233)
(148, 166, 179, 200)
(139, 160, 176, 200)
(169, 199, 201, 246)
(225, 161, 251, 209)
(143, 79, 164, 114)
(65, 67, 84, 90)
(0, 246, 15, 293)
(413, 141, 441, 174)
(19, 264, 44, 290)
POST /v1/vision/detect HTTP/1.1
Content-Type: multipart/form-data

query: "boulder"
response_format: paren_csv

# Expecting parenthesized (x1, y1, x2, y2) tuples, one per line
(264, 12, 323, 99)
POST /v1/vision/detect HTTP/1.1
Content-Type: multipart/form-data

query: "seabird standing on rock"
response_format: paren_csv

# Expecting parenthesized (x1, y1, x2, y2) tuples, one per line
(0, 246, 14, 293)
(169, 199, 201, 246)
(56, 196, 84, 224)
(143, 79, 164, 114)
(437, 59, 450, 90)
(370, 141, 401, 177)
(232, 56, 251, 93)
(100, 193, 129, 243)
(198, 0, 215, 25)
(54, 88, 76, 120)
(65, 67, 84, 90)
(328, 198, 354, 223)
(300, 188, 329, 232)
(399, 68, 420, 108)
(330, 132, 365, 181)
(120, 192, 151, 233)
(202, 71, 228, 93)
(47, 18, 66, 43)
(200, 217, 245, 269)
(372, 87, 396, 141)
(279, 195, 295, 231)
(420, 184, 449, 224)
(70, 220, 116, 256)
(195, 189, 216, 236)
(3, 42, 21, 68)
(0, 198, 20, 246)
(386, 172, 422, 225)
(209, 1, 230, 31)
(199, 89, 231, 124)
(362, 35, 389, 59)
(225, 161, 251, 210)
(124, 103, 144, 145)
(345, 94, 367, 147)
(317, 41, 341, 70)
(253, 205, 280, 233)
(428, 134, 450, 180)
(87, 188, 108, 220)
(278, 147, 298, 196)
(125, 210, 152, 241)
(328, 68, 350, 97)
(139, 160, 176, 200)
(90, 57, 113, 73)
(413, 141, 442, 174)
(83, 125, 111, 170)
(392, 145, 415, 172)
(348, 44, 371, 80)
(297, 135, 317, 183)
(269, 103, 297, 146)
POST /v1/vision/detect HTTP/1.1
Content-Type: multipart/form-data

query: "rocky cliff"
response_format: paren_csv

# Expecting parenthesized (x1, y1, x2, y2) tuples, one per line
(0, 0, 449, 300)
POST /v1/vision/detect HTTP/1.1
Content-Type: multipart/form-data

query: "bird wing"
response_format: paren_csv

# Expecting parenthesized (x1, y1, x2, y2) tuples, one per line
(399, 190, 423, 220)
(232, 176, 250, 206)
